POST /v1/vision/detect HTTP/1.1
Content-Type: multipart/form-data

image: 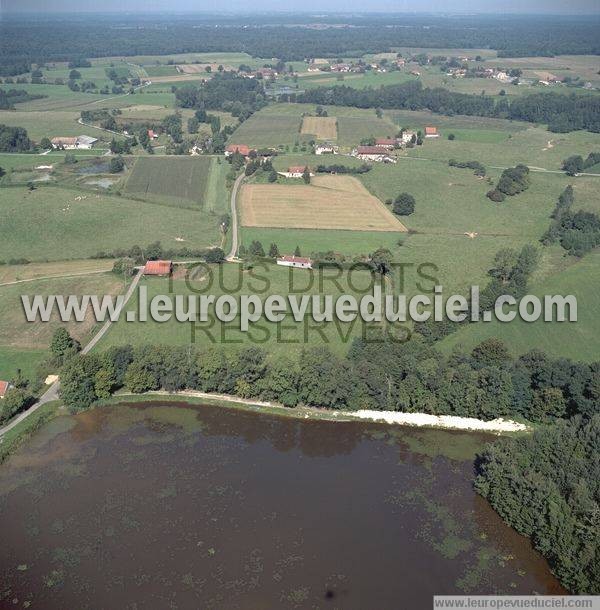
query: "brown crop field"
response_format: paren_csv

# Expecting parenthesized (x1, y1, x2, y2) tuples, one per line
(240, 175, 408, 232)
(300, 116, 338, 140)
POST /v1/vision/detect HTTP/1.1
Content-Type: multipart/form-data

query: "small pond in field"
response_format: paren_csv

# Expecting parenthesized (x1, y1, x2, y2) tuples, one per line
(85, 178, 116, 188)
(0, 402, 563, 609)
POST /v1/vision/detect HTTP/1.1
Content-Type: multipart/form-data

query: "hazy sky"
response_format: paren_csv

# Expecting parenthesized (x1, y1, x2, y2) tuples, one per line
(2, 0, 599, 14)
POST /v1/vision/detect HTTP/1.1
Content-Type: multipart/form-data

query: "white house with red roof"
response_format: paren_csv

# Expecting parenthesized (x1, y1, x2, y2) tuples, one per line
(276, 255, 313, 269)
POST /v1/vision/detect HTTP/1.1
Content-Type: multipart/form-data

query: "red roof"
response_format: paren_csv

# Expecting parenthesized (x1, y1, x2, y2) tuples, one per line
(148, 130, 156, 138)
(226, 144, 251, 156)
(144, 260, 172, 275)
(0, 381, 9, 398)
(288, 166, 308, 174)
(375, 138, 397, 146)
(425, 126, 438, 135)
(356, 145, 389, 155)
(279, 255, 312, 265)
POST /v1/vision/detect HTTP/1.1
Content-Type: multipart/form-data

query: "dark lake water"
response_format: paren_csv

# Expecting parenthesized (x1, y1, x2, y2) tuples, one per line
(0, 402, 564, 609)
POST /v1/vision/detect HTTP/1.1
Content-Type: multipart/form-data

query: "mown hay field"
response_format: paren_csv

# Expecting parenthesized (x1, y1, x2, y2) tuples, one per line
(240, 175, 408, 232)
(124, 156, 214, 208)
(300, 116, 338, 140)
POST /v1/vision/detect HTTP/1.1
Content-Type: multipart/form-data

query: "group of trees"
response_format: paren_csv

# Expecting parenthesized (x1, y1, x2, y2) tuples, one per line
(387, 192, 416, 216)
(448, 158, 486, 177)
(475, 415, 600, 593)
(315, 164, 371, 175)
(94, 240, 225, 266)
(487, 164, 530, 202)
(542, 185, 600, 257)
(0, 124, 31, 152)
(562, 152, 600, 176)
(174, 73, 267, 118)
(0, 88, 45, 110)
(298, 82, 600, 133)
(415, 244, 540, 343)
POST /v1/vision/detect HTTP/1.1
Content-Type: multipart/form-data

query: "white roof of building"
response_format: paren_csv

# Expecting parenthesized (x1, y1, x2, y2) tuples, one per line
(77, 135, 98, 145)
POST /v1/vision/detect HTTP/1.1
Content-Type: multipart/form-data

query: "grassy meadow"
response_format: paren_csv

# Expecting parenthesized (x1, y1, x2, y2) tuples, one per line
(0, 185, 226, 262)
(103, 263, 390, 357)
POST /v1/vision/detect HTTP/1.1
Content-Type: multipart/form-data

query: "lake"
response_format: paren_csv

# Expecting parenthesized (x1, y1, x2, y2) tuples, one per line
(0, 401, 563, 609)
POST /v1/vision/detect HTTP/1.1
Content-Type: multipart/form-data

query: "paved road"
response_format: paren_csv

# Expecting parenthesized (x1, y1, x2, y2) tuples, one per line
(0, 270, 142, 439)
(227, 174, 245, 261)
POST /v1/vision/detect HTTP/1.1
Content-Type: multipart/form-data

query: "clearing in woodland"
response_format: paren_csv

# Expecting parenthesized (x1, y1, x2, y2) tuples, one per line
(240, 175, 407, 232)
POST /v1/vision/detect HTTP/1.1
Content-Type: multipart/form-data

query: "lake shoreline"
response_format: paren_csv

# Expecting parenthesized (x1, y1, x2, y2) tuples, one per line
(111, 390, 531, 434)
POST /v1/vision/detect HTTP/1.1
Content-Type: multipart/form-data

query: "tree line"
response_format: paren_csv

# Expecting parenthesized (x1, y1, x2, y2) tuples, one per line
(297, 82, 600, 133)
(18, 325, 588, 425)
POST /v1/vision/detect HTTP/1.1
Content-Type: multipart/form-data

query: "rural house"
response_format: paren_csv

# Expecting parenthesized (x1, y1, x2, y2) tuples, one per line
(276, 255, 313, 269)
(225, 144, 253, 158)
(353, 146, 396, 163)
(424, 126, 440, 138)
(143, 260, 173, 276)
(147, 129, 158, 140)
(279, 166, 314, 178)
(51, 135, 98, 149)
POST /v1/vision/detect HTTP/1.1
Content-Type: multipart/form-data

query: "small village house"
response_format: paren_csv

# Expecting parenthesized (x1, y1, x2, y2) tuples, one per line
(143, 260, 173, 276)
(276, 255, 313, 269)
(424, 126, 440, 138)
(225, 144, 253, 158)
(147, 129, 158, 140)
(279, 166, 314, 178)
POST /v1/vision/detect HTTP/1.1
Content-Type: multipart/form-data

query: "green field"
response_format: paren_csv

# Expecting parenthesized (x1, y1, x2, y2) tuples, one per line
(124, 156, 215, 208)
(0, 185, 226, 261)
(240, 227, 403, 258)
(439, 249, 600, 362)
(0, 347, 46, 382)
(103, 264, 386, 357)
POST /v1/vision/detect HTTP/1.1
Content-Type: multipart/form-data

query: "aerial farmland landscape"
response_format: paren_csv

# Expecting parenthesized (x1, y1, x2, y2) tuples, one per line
(0, 2, 599, 608)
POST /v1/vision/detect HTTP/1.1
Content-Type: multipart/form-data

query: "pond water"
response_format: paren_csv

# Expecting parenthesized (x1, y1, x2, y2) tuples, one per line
(85, 178, 116, 189)
(0, 402, 563, 609)
(76, 162, 110, 175)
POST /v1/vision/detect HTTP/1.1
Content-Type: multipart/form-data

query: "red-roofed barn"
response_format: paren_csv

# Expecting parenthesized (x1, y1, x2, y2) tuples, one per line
(144, 260, 173, 276)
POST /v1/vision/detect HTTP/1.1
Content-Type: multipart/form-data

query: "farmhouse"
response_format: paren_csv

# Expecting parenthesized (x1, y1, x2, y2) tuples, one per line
(144, 260, 173, 276)
(276, 255, 313, 269)
(0, 380, 11, 399)
(51, 135, 98, 149)
(225, 144, 253, 158)
(307, 63, 321, 72)
(148, 129, 158, 140)
(424, 126, 440, 138)
(279, 166, 314, 178)
(353, 146, 396, 163)
(315, 144, 338, 155)
(375, 138, 399, 149)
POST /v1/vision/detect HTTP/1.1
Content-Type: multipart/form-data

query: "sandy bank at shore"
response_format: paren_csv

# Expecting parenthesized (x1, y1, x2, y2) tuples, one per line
(146, 390, 530, 434)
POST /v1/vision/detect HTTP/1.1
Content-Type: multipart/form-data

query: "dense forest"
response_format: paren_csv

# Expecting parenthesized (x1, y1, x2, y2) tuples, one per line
(476, 415, 600, 593)
(1, 14, 599, 74)
(297, 82, 600, 133)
